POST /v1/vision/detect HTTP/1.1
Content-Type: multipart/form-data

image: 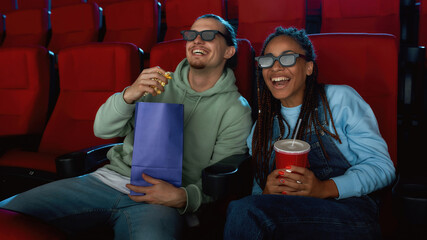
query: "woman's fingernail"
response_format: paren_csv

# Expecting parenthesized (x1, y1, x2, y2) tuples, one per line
(282, 191, 287, 195)
(285, 166, 292, 169)
(278, 171, 285, 175)
(285, 169, 292, 173)
(280, 179, 285, 183)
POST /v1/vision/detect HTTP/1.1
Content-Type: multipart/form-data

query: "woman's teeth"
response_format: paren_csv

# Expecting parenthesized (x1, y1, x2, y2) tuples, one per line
(272, 77, 290, 82)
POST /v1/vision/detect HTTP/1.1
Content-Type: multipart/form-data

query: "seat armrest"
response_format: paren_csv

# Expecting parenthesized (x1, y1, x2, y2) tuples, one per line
(392, 174, 427, 225)
(55, 143, 122, 178)
(202, 153, 253, 200)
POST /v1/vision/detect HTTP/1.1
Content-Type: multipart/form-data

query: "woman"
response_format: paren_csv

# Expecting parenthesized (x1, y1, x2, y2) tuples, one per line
(223, 27, 396, 239)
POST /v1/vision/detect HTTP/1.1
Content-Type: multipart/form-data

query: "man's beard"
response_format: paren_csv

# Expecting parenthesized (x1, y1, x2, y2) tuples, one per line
(188, 59, 206, 69)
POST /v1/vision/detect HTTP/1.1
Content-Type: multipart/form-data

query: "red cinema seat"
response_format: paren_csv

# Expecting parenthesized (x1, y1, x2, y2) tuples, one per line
(149, 39, 255, 106)
(49, 2, 101, 54)
(320, 0, 400, 44)
(0, 0, 17, 12)
(0, 46, 52, 199)
(86, 0, 121, 8)
(237, 0, 306, 55)
(309, 33, 397, 165)
(51, 0, 85, 8)
(0, 43, 141, 199)
(17, 0, 50, 10)
(163, 0, 226, 41)
(0, 46, 51, 137)
(2, 8, 50, 47)
(0, 209, 66, 240)
(309, 32, 398, 238)
(102, 0, 160, 66)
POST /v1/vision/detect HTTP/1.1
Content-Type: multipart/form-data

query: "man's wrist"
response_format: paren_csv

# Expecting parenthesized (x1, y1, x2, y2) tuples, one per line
(175, 187, 187, 208)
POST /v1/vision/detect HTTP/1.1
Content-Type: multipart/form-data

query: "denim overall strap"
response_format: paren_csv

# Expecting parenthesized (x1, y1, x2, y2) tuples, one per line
(303, 103, 351, 181)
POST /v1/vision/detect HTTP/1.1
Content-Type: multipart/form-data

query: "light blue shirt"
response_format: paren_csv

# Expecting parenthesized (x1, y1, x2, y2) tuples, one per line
(248, 85, 396, 199)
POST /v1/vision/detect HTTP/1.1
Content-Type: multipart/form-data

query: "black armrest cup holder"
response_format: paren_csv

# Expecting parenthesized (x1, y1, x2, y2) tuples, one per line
(202, 154, 253, 200)
(55, 143, 121, 178)
(392, 177, 427, 225)
(55, 151, 86, 178)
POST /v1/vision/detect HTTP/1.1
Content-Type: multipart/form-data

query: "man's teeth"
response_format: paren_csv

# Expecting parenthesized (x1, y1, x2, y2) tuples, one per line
(193, 49, 207, 55)
(272, 77, 290, 82)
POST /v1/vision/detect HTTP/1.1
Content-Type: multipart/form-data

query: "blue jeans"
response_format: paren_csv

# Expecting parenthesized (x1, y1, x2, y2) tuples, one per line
(0, 174, 184, 240)
(224, 194, 381, 240)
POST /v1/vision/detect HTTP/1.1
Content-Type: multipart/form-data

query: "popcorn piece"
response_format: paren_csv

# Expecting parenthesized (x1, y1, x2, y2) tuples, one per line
(164, 72, 172, 79)
(146, 71, 172, 96)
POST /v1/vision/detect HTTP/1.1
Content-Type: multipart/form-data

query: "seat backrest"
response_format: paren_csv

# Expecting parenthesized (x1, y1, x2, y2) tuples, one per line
(309, 33, 398, 165)
(0, 0, 17, 12)
(17, 0, 50, 10)
(238, 0, 306, 56)
(39, 42, 141, 154)
(320, 0, 400, 43)
(51, 0, 84, 8)
(86, 0, 121, 8)
(49, 2, 101, 54)
(102, 0, 159, 54)
(0, 46, 50, 136)
(2, 8, 50, 47)
(149, 38, 255, 108)
(163, 0, 226, 41)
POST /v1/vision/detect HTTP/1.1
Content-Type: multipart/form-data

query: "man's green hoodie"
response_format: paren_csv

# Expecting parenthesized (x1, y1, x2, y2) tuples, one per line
(93, 59, 252, 214)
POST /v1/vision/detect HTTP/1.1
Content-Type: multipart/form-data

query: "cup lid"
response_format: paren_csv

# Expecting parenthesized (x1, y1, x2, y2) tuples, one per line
(274, 139, 310, 154)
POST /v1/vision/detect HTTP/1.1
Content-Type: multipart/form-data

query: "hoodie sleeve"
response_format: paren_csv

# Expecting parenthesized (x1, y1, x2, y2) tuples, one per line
(94, 89, 136, 139)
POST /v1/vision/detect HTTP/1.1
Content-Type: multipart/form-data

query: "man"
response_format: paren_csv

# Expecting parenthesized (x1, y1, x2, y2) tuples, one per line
(0, 14, 252, 239)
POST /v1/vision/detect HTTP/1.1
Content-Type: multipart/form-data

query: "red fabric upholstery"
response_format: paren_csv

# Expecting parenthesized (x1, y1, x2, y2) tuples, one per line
(86, 0, 122, 8)
(0, 46, 50, 136)
(2, 8, 50, 47)
(17, 0, 50, 10)
(0, 209, 66, 240)
(0, 43, 141, 173)
(102, 0, 159, 54)
(309, 33, 398, 165)
(49, 2, 101, 54)
(237, 0, 306, 55)
(51, 0, 85, 8)
(149, 38, 254, 107)
(163, 0, 226, 41)
(320, 0, 400, 44)
(0, 0, 17, 12)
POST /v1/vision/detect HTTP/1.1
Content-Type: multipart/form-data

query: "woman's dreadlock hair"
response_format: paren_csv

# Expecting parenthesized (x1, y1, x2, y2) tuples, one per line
(252, 27, 342, 190)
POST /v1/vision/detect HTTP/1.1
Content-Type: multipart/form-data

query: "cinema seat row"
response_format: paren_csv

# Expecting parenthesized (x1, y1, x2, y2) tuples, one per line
(0, 0, 426, 239)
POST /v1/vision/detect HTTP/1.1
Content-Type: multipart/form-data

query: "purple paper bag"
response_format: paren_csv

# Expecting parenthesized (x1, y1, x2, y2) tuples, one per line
(130, 102, 184, 196)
